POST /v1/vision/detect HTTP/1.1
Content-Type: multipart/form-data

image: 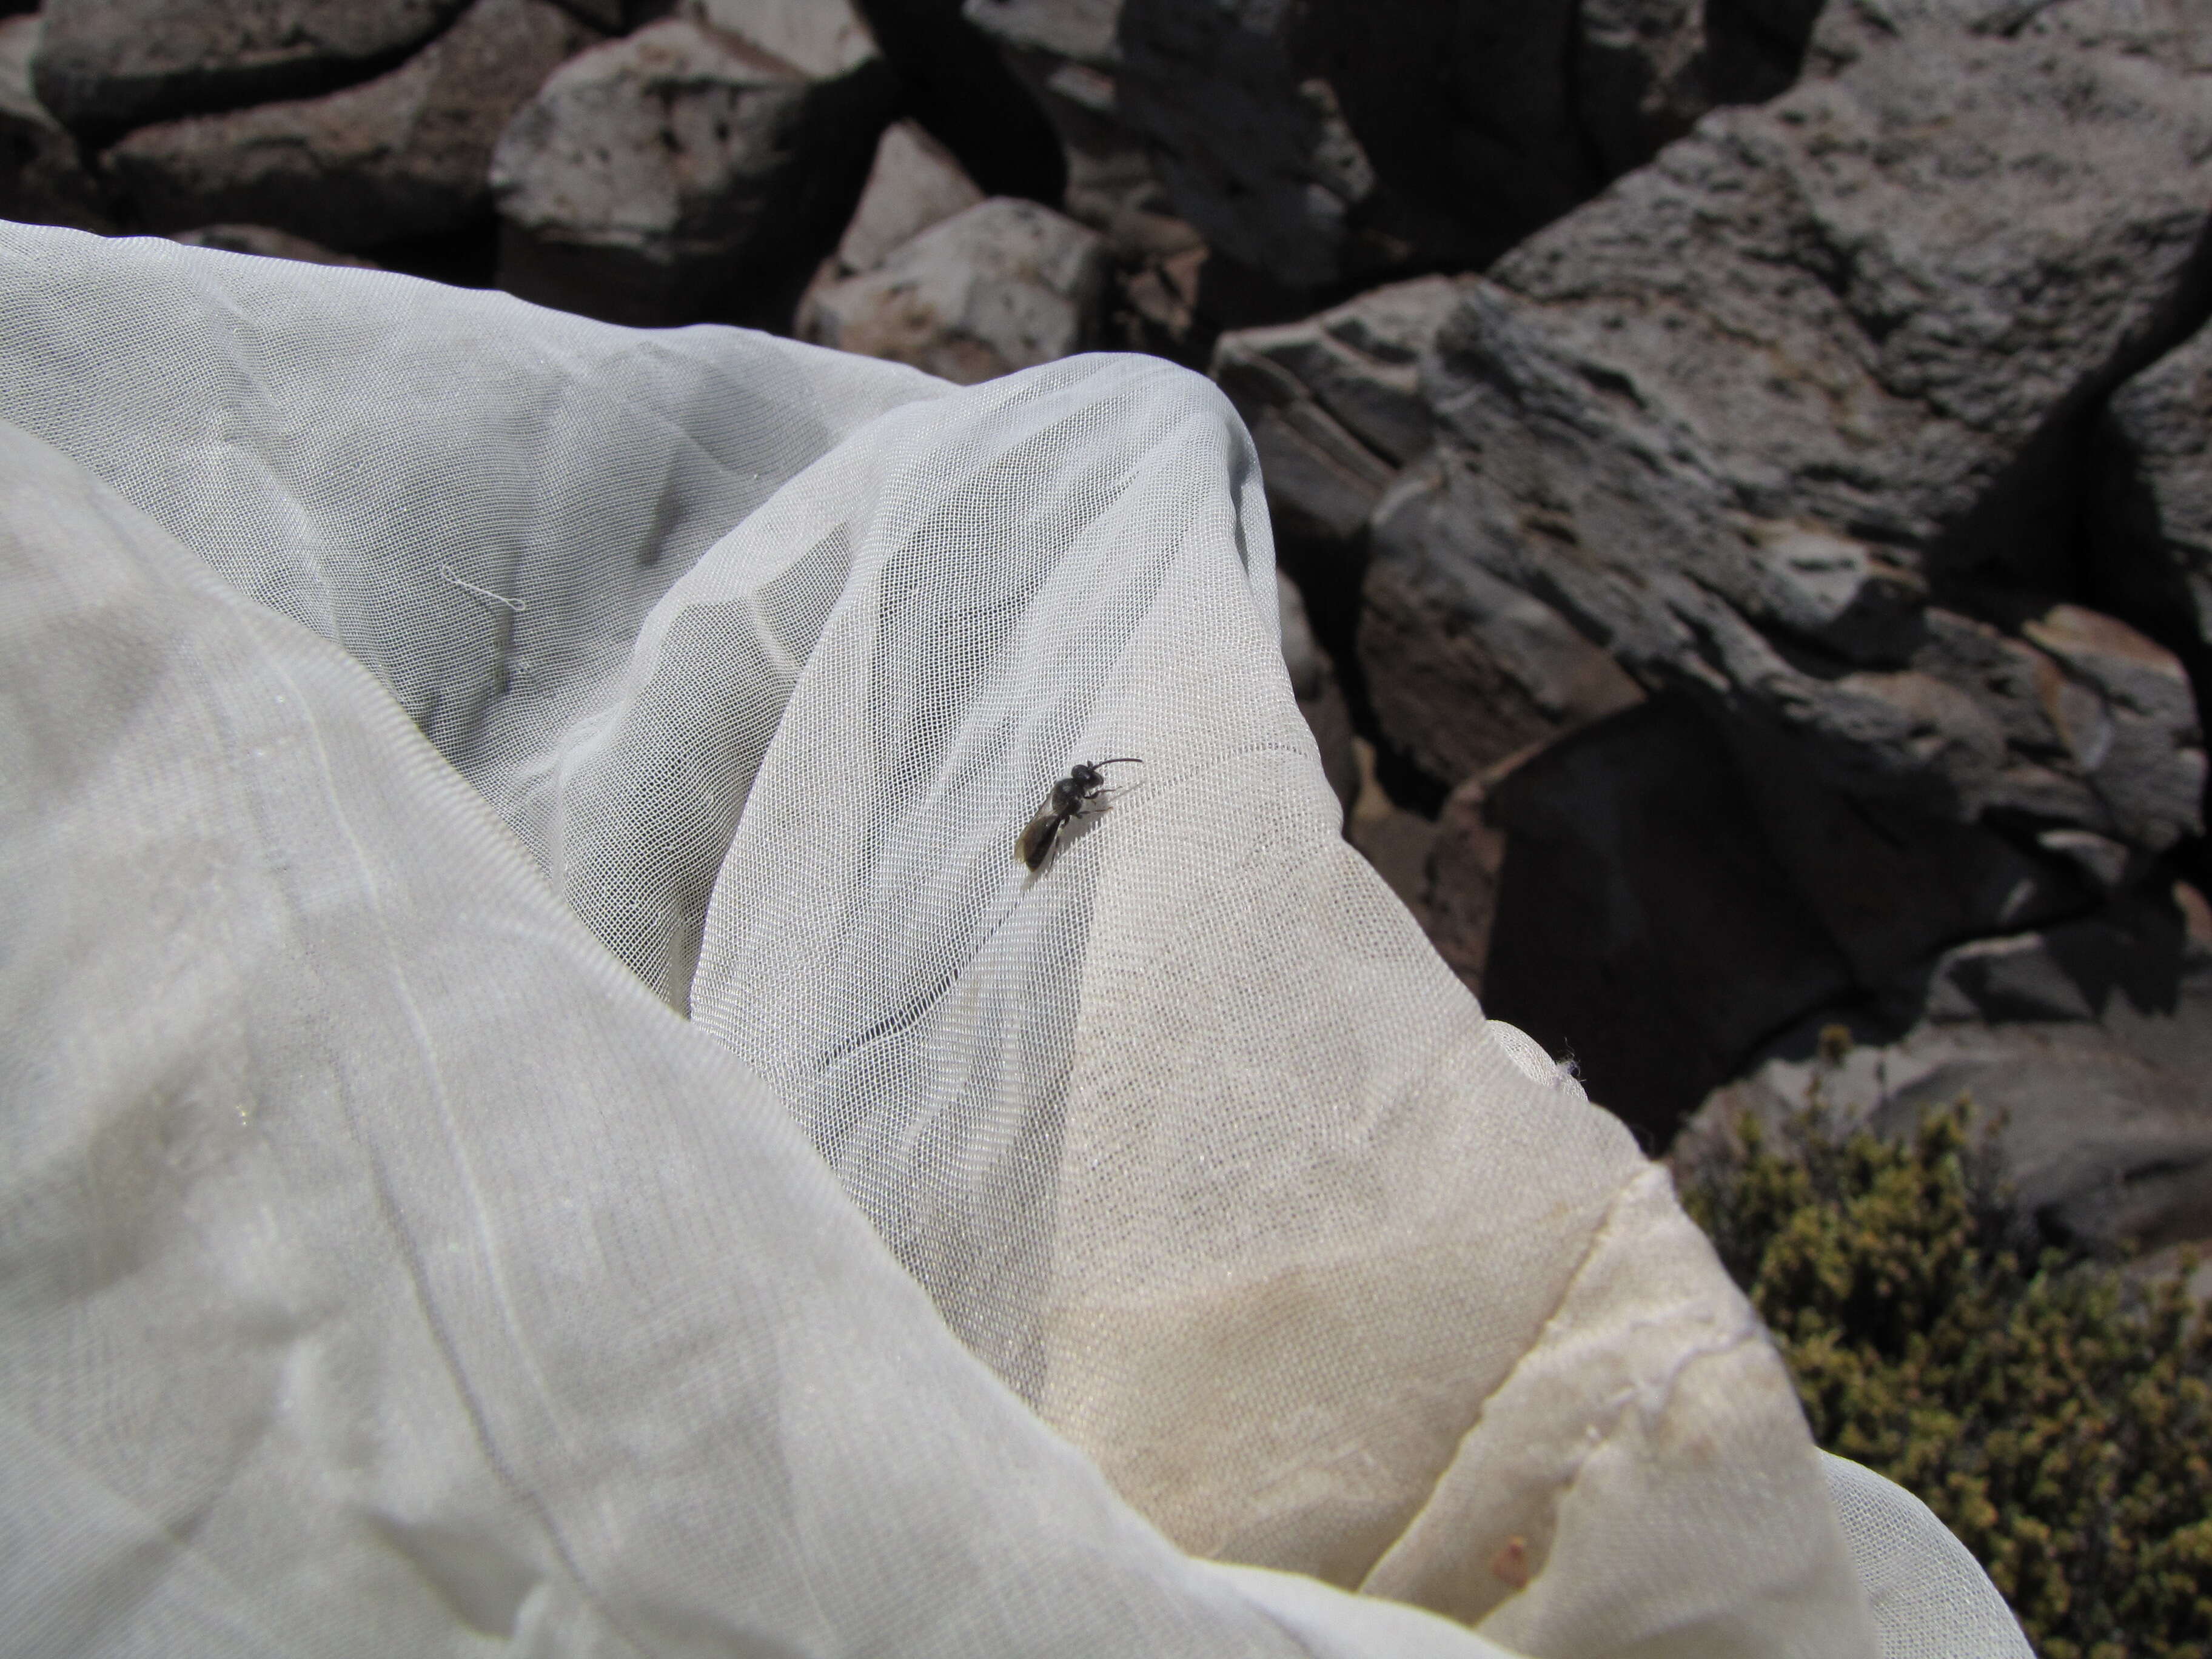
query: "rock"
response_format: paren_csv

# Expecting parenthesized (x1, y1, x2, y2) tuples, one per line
(1480, 697, 1857, 1145)
(1353, 455, 1654, 791)
(959, 0, 1215, 357)
(797, 196, 1107, 384)
(1110, 0, 1398, 295)
(31, 0, 472, 140)
(1684, 891, 2212, 1256)
(491, 0, 895, 326)
(0, 13, 112, 231)
(169, 223, 381, 267)
(851, 0, 1066, 207)
(1211, 275, 1458, 546)
(1213, 273, 1643, 791)
(1278, 570, 1358, 818)
(1382, 0, 2212, 845)
(2094, 314, 2212, 733)
(960, 0, 1182, 260)
(1714, 710, 2093, 992)
(1573, 0, 1822, 180)
(1362, 454, 1648, 786)
(2019, 603, 2206, 853)
(1422, 762, 1517, 996)
(103, 0, 600, 252)
(821, 118, 983, 280)
(548, 0, 624, 28)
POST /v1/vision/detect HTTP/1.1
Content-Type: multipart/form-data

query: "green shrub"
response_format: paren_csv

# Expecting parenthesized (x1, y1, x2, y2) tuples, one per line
(1678, 1031, 2212, 1659)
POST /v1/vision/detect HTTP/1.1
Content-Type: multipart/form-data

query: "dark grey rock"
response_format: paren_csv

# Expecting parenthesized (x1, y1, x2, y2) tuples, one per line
(1719, 713, 2091, 992)
(31, 0, 472, 139)
(0, 13, 112, 231)
(798, 197, 1107, 384)
(1213, 276, 1645, 789)
(549, 0, 624, 28)
(958, 0, 1222, 363)
(1364, 453, 1647, 786)
(1686, 890, 2212, 1255)
(104, 0, 600, 250)
(1007, 0, 1827, 303)
(491, 0, 895, 326)
(1211, 275, 1458, 542)
(1110, 0, 1396, 293)
(1480, 697, 1858, 1145)
(1386, 0, 2212, 844)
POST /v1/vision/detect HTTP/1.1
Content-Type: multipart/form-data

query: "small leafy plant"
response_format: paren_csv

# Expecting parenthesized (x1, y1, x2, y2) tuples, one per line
(1678, 1029, 2212, 1659)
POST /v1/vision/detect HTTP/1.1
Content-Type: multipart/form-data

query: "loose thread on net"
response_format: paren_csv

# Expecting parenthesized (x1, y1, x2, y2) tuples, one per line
(440, 563, 527, 614)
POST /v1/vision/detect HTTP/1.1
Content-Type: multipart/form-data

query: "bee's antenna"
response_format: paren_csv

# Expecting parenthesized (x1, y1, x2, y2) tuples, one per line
(1094, 757, 1142, 768)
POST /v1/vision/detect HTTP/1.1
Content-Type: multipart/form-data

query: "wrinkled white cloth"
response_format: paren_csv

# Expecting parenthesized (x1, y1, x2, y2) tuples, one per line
(1, 220, 2006, 1657)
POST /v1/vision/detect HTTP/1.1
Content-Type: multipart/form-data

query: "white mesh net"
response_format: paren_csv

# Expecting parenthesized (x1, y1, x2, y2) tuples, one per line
(1, 220, 2023, 1658)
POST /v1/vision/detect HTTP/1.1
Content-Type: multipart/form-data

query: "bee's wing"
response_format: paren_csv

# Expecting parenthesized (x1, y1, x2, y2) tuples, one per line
(1016, 805, 1062, 870)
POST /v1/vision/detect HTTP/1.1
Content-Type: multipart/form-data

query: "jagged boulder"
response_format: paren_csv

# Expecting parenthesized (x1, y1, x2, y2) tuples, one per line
(1375, 0, 2212, 845)
(102, 0, 600, 251)
(491, 0, 895, 326)
(798, 196, 1107, 383)
(0, 12, 112, 231)
(30, 0, 471, 140)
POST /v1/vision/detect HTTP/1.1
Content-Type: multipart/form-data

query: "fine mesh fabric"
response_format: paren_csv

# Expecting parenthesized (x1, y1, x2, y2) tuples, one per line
(1, 219, 2009, 1657)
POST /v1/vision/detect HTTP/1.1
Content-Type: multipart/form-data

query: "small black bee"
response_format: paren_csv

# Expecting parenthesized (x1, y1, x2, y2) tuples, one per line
(1017, 757, 1141, 871)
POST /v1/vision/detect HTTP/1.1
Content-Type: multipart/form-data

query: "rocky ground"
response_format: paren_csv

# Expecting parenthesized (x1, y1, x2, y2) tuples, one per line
(7, 0, 2208, 1269)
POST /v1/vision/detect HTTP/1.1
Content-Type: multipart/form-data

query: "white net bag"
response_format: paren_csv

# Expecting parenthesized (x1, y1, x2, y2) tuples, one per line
(0, 220, 2019, 1657)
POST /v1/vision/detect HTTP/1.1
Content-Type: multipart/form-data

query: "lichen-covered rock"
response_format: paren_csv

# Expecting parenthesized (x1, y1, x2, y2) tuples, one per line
(104, 0, 600, 251)
(31, 0, 471, 139)
(0, 13, 112, 231)
(798, 196, 1107, 384)
(1382, 0, 2212, 843)
(491, 0, 894, 326)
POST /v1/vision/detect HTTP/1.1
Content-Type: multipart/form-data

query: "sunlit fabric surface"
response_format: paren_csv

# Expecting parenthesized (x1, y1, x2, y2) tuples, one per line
(1, 221, 2024, 1658)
